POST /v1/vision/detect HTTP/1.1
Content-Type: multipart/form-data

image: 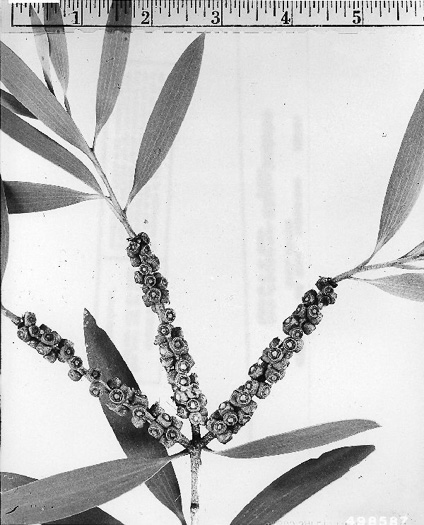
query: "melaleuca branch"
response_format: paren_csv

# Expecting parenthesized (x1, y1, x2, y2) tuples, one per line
(8, 309, 191, 451)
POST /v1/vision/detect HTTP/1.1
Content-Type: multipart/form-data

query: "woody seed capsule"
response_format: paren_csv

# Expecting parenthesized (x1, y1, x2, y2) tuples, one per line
(157, 413, 172, 428)
(17, 327, 31, 342)
(44, 350, 58, 364)
(89, 381, 104, 397)
(28, 325, 41, 338)
(23, 312, 37, 326)
(69, 356, 83, 369)
(255, 382, 271, 399)
(148, 422, 164, 439)
(68, 369, 83, 381)
(36, 342, 51, 356)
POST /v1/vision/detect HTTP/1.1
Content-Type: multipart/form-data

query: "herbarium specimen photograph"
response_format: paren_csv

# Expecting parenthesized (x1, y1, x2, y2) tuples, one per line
(1, 2, 423, 524)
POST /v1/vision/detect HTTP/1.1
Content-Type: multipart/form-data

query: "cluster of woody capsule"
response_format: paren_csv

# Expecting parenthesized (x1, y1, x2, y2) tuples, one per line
(127, 233, 209, 427)
(205, 277, 338, 444)
(15, 312, 187, 449)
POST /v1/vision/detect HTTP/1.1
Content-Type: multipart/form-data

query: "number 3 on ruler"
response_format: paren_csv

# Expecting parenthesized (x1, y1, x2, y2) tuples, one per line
(211, 10, 220, 25)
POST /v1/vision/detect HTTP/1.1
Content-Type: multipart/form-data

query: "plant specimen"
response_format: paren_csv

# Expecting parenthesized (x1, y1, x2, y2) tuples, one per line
(1, 3, 423, 525)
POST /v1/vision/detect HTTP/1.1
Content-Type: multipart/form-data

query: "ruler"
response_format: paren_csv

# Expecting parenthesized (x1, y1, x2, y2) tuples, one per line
(7, 1, 424, 30)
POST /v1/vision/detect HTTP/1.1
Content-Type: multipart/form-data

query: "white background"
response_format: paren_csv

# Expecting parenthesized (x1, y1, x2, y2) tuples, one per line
(1, 20, 424, 525)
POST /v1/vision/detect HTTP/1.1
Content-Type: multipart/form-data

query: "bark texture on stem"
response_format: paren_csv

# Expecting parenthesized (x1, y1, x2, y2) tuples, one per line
(190, 447, 202, 525)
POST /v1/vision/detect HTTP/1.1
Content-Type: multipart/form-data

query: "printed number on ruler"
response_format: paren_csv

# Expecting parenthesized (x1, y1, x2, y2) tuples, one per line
(9, 1, 424, 29)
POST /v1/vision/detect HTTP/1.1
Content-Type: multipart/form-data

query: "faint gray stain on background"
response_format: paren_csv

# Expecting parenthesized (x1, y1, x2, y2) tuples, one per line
(284, 114, 306, 299)
(256, 109, 277, 326)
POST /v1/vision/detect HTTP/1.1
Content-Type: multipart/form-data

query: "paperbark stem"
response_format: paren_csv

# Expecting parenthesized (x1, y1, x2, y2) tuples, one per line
(87, 149, 136, 238)
(190, 447, 202, 525)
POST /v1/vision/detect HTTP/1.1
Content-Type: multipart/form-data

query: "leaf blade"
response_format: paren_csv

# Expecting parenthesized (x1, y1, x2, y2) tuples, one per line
(215, 419, 380, 459)
(30, 6, 55, 95)
(355, 273, 424, 302)
(126, 33, 205, 207)
(0, 41, 90, 155)
(83, 309, 187, 525)
(1, 89, 36, 119)
(374, 89, 424, 254)
(1, 454, 180, 524)
(43, 4, 70, 102)
(230, 445, 375, 525)
(399, 240, 424, 260)
(1, 472, 125, 525)
(1, 107, 102, 193)
(0, 177, 9, 284)
(95, 0, 132, 142)
(4, 181, 100, 214)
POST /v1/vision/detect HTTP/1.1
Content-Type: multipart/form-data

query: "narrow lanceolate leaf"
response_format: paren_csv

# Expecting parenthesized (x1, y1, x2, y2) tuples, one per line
(399, 240, 424, 260)
(0, 41, 90, 155)
(4, 181, 101, 214)
(43, 3, 70, 111)
(374, 89, 424, 254)
(230, 445, 375, 525)
(1, 472, 124, 525)
(83, 309, 187, 525)
(30, 6, 55, 95)
(1, 107, 102, 194)
(94, 0, 132, 142)
(215, 420, 380, 459)
(0, 177, 9, 284)
(1, 89, 36, 118)
(1, 453, 182, 525)
(126, 33, 205, 208)
(356, 273, 424, 302)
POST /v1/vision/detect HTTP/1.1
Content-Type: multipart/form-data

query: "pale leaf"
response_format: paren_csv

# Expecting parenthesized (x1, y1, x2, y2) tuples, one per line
(399, 240, 424, 260)
(43, 3, 70, 110)
(0, 177, 9, 284)
(1, 472, 124, 525)
(215, 420, 379, 459)
(230, 446, 375, 525)
(374, 90, 424, 254)
(355, 273, 424, 302)
(1, 453, 183, 525)
(1, 89, 36, 119)
(30, 6, 55, 94)
(0, 41, 90, 155)
(1, 107, 102, 194)
(4, 181, 100, 214)
(126, 33, 205, 208)
(94, 0, 132, 142)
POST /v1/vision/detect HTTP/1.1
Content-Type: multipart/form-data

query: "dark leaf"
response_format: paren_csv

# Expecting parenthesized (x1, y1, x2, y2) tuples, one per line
(94, 0, 132, 142)
(43, 3, 70, 110)
(399, 240, 424, 260)
(0, 177, 9, 284)
(1, 107, 102, 193)
(30, 6, 55, 95)
(215, 420, 380, 459)
(1, 89, 36, 119)
(1, 453, 183, 525)
(1, 472, 124, 525)
(83, 309, 187, 525)
(230, 445, 375, 525)
(126, 33, 205, 208)
(0, 41, 90, 155)
(374, 89, 424, 254)
(355, 273, 424, 302)
(3, 181, 100, 214)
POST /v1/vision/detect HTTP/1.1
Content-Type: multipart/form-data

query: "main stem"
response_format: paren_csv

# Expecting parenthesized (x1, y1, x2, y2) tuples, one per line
(332, 255, 414, 283)
(190, 446, 202, 525)
(87, 149, 136, 238)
